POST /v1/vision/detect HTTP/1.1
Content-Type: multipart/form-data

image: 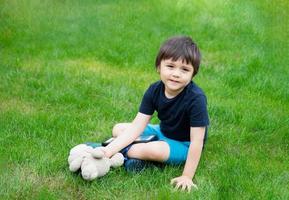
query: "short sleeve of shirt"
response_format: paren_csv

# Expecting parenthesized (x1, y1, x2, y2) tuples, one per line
(139, 84, 155, 115)
(189, 95, 210, 127)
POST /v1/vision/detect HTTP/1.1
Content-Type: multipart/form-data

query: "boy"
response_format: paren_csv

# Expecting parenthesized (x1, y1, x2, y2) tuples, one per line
(102, 36, 209, 192)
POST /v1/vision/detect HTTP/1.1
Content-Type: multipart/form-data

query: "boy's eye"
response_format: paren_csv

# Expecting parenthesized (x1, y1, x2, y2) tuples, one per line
(182, 68, 190, 72)
(166, 65, 174, 68)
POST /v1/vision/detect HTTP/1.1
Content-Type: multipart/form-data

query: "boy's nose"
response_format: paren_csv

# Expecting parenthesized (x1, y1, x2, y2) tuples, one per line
(172, 69, 181, 77)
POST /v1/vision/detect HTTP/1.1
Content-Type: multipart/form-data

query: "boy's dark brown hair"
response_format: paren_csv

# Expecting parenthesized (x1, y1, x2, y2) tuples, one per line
(155, 36, 201, 77)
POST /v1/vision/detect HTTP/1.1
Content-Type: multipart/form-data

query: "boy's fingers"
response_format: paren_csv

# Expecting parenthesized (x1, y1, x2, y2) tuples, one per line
(175, 182, 182, 190)
(170, 178, 177, 185)
(181, 184, 187, 191)
(187, 185, 192, 193)
(192, 183, 198, 189)
(171, 178, 197, 192)
(185, 184, 192, 193)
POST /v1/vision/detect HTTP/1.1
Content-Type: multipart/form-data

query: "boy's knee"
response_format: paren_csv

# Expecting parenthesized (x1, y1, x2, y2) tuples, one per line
(112, 123, 124, 137)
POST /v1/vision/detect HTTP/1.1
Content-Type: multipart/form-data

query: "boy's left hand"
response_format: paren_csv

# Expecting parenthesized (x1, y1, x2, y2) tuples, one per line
(170, 175, 198, 192)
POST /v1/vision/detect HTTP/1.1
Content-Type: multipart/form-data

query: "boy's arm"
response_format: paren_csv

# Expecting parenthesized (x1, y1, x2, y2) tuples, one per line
(171, 127, 205, 192)
(103, 112, 151, 158)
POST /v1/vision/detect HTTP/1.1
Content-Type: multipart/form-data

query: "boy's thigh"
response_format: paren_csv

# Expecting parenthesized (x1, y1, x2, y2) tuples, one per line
(114, 123, 131, 130)
(114, 123, 161, 138)
(142, 124, 190, 165)
(141, 124, 163, 138)
(163, 139, 190, 165)
(141, 124, 190, 165)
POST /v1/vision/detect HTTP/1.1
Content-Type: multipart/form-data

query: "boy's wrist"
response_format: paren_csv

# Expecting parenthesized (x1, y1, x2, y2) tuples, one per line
(182, 173, 193, 179)
(98, 146, 111, 158)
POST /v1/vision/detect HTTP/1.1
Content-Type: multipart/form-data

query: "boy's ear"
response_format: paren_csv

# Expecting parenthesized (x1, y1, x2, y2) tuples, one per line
(156, 66, 160, 73)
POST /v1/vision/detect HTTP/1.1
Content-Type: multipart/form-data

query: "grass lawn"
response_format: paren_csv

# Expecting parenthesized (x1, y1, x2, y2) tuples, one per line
(1, 0, 288, 199)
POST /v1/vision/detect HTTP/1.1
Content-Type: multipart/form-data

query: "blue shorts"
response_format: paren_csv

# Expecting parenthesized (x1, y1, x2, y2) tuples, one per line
(141, 124, 190, 165)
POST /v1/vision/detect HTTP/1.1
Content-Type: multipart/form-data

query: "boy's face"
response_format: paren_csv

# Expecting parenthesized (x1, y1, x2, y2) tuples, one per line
(158, 58, 194, 98)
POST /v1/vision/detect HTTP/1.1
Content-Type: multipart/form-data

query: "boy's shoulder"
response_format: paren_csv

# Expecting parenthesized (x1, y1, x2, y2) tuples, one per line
(149, 80, 162, 88)
(187, 81, 205, 95)
(186, 81, 207, 101)
(146, 80, 163, 92)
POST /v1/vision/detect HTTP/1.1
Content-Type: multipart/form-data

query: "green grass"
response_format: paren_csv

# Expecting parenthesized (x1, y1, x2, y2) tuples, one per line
(1, 0, 288, 199)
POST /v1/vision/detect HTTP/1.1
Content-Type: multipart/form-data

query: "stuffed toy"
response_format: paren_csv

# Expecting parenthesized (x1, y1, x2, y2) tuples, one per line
(68, 144, 124, 181)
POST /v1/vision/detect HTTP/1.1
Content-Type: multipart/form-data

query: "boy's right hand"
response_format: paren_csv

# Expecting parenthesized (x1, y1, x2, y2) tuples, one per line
(100, 146, 112, 158)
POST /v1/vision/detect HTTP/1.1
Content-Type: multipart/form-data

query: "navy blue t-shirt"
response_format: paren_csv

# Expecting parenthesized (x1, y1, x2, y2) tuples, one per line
(139, 81, 209, 142)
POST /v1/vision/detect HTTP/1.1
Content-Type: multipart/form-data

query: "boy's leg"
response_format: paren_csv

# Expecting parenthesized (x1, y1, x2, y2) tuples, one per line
(114, 123, 170, 162)
(112, 123, 161, 138)
(112, 123, 131, 137)
(127, 141, 170, 162)
(112, 123, 189, 164)
(163, 139, 190, 165)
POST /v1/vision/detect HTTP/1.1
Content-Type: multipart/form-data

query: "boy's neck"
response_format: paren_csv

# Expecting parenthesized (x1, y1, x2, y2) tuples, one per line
(164, 88, 183, 99)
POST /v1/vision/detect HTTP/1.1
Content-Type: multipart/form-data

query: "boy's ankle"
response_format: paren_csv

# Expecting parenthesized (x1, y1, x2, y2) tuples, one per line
(124, 158, 150, 173)
(124, 158, 165, 173)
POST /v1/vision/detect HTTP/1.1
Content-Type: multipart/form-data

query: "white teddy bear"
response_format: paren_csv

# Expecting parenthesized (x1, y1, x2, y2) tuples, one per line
(68, 144, 124, 181)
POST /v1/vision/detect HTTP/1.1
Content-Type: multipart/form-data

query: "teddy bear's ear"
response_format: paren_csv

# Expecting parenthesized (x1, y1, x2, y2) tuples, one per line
(68, 144, 92, 172)
(69, 157, 83, 172)
(69, 144, 89, 154)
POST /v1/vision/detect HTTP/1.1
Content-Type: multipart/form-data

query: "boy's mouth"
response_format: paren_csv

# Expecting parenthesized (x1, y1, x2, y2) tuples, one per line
(169, 79, 180, 83)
